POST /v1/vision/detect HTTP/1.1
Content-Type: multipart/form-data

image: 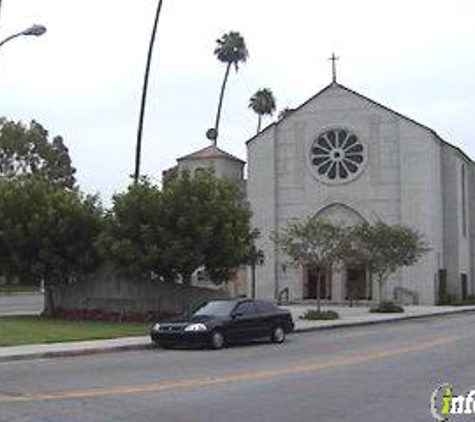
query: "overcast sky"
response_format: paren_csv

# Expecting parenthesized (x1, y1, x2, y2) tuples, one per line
(0, 0, 474, 203)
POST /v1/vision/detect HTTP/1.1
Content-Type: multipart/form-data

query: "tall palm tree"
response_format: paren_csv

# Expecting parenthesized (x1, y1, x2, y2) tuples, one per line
(249, 88, 276, 133)
(134, 0, 164, 184)
(207, 31, 248, 146)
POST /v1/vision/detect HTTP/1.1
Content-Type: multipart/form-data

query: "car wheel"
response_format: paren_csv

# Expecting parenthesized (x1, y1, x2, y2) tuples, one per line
(210, 330, 225, 350)
(271, 325, 285, 344)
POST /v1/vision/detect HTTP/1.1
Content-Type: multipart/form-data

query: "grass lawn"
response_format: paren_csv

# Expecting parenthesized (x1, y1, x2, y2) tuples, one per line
(0, 316, 151, 347)
(0, 285, 40, 295)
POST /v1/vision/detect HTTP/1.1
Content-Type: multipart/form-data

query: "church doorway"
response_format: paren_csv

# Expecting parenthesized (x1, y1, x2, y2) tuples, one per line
(305, 267, 331, 300)
(345, 267, 371, 300)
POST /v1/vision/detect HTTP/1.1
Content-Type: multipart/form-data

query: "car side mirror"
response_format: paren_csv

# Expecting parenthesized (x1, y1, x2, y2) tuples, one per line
(232, 311, 243, 319)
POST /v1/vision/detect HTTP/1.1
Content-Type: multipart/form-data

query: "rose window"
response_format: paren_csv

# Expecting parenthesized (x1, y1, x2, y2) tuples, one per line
(309, 128, 366, 184)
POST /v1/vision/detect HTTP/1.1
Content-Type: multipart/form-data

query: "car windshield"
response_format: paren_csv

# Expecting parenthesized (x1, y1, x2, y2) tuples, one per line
(193, 301, 236, 317)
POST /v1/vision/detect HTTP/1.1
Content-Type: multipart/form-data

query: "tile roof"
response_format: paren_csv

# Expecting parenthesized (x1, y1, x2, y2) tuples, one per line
(177, 145, 245, 163)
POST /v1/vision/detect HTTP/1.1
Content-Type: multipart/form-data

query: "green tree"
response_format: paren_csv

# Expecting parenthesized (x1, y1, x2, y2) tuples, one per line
(208, 31, 248, 144)
(249, 88, 276, 133)
(162, 171, 252, 284)
(0, 178, 102, 315)
(0, 118, 76, 188)
(344, 222, 429, 302)
(275, 218, 344, 311)
(103, 172, 253, 286)
(100, 179, 178, 283)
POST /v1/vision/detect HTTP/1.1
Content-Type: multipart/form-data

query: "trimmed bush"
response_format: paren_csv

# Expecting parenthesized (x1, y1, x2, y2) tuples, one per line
(300, 309, 339, 320)
(369, 301, 404, 313)
(51, 308, 179, 323)
(450, 295, 475, 306)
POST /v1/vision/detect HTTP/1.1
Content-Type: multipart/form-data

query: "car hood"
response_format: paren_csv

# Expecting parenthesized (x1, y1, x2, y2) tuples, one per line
(160, 314, 222, 325)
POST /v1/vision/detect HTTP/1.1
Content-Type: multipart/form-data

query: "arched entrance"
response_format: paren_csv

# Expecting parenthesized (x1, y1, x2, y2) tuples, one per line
(302, 203, 371, 302)
(304, 266, 331, 299)
(345, 267, 372, 301)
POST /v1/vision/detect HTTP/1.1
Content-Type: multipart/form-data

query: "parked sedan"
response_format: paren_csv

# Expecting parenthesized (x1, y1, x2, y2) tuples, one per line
(150, 298, 294, 349)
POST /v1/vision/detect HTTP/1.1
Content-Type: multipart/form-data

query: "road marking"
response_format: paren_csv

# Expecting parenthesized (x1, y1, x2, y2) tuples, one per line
(0, 335, 457, 403)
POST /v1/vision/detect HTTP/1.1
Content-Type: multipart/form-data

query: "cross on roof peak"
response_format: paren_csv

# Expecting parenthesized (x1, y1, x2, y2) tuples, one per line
(328, 53, 339, 83)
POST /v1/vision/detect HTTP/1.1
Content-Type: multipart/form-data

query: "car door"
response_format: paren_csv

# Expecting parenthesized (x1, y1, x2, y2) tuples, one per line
(227, 301, 260, 341)
(255, 301, 279, 337)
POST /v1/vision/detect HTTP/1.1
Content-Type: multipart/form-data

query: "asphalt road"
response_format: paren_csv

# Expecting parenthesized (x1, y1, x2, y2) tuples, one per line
(0, 294, 44, 316)
(0, 313, 473, 422)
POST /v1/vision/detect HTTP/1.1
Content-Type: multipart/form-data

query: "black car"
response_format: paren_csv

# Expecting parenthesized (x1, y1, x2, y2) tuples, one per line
(150, 298, 294, 349)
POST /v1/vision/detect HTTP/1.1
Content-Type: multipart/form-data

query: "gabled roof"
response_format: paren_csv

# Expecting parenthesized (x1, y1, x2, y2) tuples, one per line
(246, 82, 473, 163)
(177, 145, 245, 164)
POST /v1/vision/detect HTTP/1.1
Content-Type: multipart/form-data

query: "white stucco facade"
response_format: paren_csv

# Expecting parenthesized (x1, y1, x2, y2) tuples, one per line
(246, 83, 474, 305)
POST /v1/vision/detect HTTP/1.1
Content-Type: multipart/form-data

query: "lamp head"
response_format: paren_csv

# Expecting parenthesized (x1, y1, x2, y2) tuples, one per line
(22, 25, 47, 37)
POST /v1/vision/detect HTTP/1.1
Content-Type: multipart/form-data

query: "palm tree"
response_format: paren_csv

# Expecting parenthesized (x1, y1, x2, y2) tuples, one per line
(249, 88, 276, 133)
(134, 0, 164, 184)
(207, 31, 248, 145)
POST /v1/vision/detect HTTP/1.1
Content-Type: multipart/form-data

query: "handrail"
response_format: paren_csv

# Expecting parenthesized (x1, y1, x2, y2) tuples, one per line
(277, 287, 289, 305)
(394, 286, 419, 305)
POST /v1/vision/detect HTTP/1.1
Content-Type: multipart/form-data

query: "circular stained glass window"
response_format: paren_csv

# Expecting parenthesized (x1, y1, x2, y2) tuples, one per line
(309, 128, 366, 184)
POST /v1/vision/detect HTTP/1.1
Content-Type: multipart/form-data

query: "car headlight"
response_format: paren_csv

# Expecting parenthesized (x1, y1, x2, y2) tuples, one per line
(153, 323, 161, 331)
(184, 323, 208, 332)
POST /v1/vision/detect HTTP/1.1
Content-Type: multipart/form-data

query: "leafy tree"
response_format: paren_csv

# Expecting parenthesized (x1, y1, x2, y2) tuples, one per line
(161, 165, 178, 188)
(275, 218, 344, 311)
(208, 31, 248, 144)
(0, 118, 76, 188)
(103, 172, 253, 286)
(162, 171, 252, 284)
(344, 222, 429, 302)
(100, 179, 178, 283)
(0, 178, 102, 315)
(249, 88, 276, 133)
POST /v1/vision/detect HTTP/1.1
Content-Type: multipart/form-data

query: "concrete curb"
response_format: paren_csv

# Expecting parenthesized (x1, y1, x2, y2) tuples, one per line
(0, 343, 153, 363)
(1, 308, 474, 363)
(293, 307, 475, 333)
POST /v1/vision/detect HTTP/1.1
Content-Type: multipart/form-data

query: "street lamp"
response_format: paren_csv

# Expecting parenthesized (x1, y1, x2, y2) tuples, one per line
(0, 24, 46, 49)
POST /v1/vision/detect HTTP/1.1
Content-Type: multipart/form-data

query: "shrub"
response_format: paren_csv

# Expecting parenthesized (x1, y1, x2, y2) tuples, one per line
(299, 309, 339, 320)
(369, 301, 404, 313)
(449, 295, 475, 306)
(51, 308, 179, 323)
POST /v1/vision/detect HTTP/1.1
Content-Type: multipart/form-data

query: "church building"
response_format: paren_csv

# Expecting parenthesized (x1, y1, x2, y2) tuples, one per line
(247, 81, 474, 305)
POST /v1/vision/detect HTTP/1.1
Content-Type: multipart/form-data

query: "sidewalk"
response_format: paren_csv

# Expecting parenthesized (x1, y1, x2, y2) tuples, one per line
(1, 304, 475, 362)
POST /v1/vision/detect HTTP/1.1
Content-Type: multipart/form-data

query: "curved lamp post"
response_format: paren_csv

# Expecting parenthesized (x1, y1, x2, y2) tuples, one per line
(134, 0, 164, 184)
(0, 24, 46, 49)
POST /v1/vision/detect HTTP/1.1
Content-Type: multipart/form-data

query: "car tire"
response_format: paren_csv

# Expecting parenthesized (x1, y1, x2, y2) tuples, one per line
(271, 325, 286, 344)
(210, 330, 225, 350)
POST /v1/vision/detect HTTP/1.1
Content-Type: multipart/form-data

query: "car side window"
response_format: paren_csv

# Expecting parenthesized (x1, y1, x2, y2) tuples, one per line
(234, 301, 257, 316)
(255, 301, 278, 314)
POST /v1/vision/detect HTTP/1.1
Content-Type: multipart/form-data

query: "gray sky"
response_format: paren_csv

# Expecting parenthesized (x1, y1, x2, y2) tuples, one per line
(1, 0, 474, 202)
